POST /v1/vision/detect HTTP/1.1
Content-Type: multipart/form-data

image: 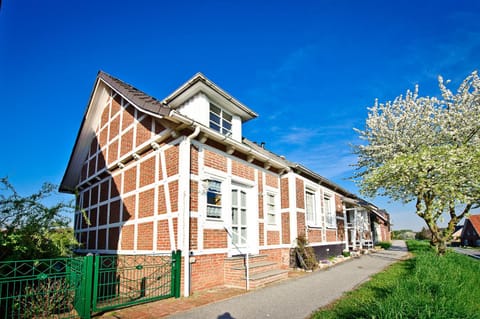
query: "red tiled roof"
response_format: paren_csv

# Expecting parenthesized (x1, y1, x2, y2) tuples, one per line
(467, 214, 480, 236)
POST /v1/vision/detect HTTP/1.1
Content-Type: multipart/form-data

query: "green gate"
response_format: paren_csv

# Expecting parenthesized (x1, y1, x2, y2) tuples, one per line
(92, 251, 182, 313)
(71, 255, 94, 319)
(0, 250, 181, 319)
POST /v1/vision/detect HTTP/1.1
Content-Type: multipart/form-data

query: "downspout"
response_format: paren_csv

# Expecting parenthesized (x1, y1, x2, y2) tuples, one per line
(343, 204, 349, 251)
(182, 125, 201, 297)
(353, 207, 357, 250)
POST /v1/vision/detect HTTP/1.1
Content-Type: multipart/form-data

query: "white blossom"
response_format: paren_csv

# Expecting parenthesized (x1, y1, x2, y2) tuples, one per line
(353, 71, 480, 254)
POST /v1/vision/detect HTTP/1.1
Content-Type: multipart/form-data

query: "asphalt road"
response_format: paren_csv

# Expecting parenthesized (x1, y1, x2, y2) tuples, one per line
(168, 241, 409, 319)
(452, 247, 480, 260)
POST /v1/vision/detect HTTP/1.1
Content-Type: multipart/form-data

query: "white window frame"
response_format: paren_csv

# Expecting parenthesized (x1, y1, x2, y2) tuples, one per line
(324, 193, 336, 228)
(206, 179, 223, 220)
(266, 192, 277, 225)
(209, 103, 232, 136)
(306, 189, 321, 227)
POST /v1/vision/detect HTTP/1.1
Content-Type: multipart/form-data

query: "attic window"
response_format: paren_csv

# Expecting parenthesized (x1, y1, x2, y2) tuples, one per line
(209, 103, 232, 136)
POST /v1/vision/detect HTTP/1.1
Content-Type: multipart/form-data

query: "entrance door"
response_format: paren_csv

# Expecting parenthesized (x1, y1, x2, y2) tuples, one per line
(231, 188, 247, 248)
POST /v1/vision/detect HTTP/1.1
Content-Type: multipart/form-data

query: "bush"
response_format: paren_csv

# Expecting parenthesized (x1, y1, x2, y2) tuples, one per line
(0, 177, 78, 261)
(415, 227, 433, 240)
(378, 241, 392, 250)
(19, 278, 74, 318)
(294, 235, 318, 270)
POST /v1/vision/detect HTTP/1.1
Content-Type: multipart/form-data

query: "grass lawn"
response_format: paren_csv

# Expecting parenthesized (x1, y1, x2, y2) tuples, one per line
(311, 240, 480, 319)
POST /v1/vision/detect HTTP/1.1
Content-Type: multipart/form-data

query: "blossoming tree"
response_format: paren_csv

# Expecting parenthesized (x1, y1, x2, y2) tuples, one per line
(353, 71, 480, 255)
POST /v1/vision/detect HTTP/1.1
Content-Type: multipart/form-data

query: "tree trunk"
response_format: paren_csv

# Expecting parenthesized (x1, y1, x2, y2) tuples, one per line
(418, 199, 471, 256)
(437, 240, 447, 255)
(431, 238, 447, 255)
(426, 220, 448, 256)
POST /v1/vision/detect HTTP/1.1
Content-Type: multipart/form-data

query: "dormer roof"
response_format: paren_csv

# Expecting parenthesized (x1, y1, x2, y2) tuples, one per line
(163, 72, 258, 122)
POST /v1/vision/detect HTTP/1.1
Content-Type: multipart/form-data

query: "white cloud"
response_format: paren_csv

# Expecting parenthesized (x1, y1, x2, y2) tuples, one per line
(280, 127, 320, 144)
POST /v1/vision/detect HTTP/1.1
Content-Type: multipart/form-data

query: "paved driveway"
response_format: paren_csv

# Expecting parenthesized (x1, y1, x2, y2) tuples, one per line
(168, 241, 408, 319)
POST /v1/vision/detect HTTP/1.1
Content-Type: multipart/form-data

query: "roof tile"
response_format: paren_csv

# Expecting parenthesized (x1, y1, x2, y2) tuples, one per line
(468, 214, 480, 235)
(98, 71, 170, 116)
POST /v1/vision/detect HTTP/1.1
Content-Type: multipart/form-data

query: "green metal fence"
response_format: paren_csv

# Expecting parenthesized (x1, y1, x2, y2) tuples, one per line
(0, 251, 181, 319)
(0, 257, 84, 319)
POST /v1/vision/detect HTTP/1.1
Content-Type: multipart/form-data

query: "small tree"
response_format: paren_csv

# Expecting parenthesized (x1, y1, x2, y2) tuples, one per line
(0, 177, 78, 261)
(353, 71, 480, 255)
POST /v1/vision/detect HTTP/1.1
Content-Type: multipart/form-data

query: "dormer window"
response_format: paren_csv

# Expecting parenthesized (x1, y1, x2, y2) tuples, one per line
(209, 103, 232, 136)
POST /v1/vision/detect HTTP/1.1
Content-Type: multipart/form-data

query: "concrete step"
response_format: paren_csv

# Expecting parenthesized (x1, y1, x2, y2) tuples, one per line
(245, 269, 289, 281)
(231, 260, 277, 271)
(245, 269, 289, 289)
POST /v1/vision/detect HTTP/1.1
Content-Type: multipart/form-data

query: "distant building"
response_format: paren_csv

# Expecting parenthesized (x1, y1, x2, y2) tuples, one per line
(451, 225, 463, 246)
(461, 214, 480, 247)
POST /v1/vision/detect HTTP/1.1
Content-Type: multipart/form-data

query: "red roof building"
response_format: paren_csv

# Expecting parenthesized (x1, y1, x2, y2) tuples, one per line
(461, 214, 480, 247)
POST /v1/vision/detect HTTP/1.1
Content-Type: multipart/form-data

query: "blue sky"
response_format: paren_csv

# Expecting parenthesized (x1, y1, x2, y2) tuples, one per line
(1, 0, 479, 231)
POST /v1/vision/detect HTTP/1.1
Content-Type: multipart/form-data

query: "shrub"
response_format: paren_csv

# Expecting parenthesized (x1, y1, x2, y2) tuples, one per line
(378, 241, 391, 250)
(0, 177, 78, 261)
(415, 227, 432, 240)
(294, 235, 318, 270)
(19, 277, 74, 318)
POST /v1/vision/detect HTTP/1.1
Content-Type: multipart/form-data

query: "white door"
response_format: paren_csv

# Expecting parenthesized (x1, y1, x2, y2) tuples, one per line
(231, 188, 247, 248)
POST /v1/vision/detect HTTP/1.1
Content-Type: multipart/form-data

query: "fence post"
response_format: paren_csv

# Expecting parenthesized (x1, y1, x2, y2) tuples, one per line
(171, 250, 182, 298)
(78, 254, 94, 319)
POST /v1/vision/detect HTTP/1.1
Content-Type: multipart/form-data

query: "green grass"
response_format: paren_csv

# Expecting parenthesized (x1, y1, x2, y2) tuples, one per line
(311, 240, 480, 319)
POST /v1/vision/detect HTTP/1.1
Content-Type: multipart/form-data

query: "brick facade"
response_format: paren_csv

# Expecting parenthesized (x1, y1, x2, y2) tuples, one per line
(75, 93, 181, 255)
(65, 72, 388, 297)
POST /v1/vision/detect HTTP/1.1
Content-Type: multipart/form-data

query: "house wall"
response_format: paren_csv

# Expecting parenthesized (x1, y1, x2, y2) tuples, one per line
(379, 221, 391, 242)
(74, 89, 351, 293)
(312, 244, 345, 260)
(284, 176, 346, 246)
(187, 141, 287, 291)
(74, 92, 180, 255)
(371, 215, 391, 243)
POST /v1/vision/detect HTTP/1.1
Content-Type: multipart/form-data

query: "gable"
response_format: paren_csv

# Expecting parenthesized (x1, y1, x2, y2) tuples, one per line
(60, 71, 170, 193)
(78, 93, 166, 186)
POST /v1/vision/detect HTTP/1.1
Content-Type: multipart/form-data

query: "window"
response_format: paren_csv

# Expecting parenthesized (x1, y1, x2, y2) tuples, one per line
(324, 195, 336, 228)
(209, 103, 232, 136)
(266, 193, 276, 225)
(206, 180, 222, 219)
(306, 190, 320, 226)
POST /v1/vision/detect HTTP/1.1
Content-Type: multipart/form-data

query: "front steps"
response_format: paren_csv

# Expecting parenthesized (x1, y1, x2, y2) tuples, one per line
(224, 254, 289, 289)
